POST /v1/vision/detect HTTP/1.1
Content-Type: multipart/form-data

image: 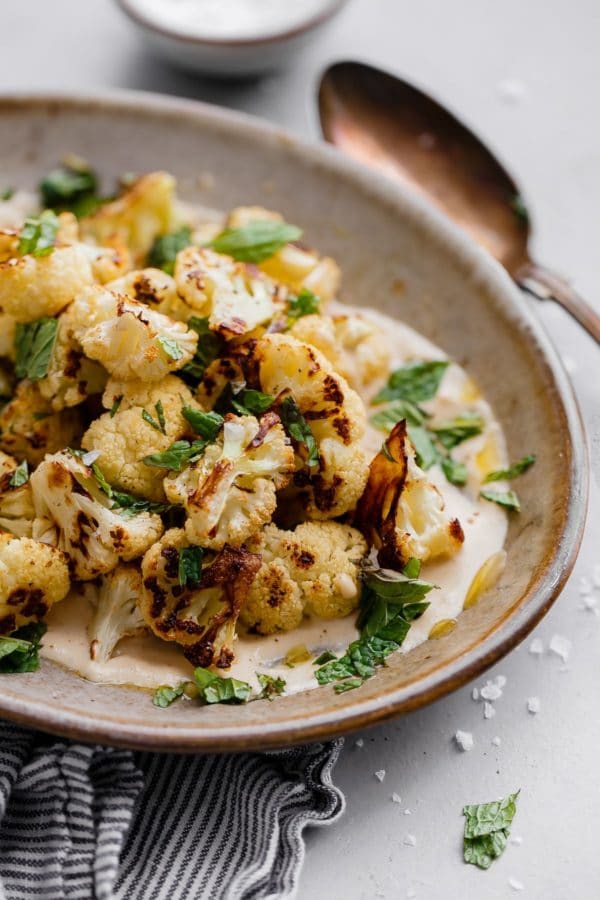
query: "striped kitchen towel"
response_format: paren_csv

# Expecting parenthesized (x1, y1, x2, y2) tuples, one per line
(0, 722, 344, 900)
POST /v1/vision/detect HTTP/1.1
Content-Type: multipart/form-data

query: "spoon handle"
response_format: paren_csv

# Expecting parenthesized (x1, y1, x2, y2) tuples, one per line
(516, 262, 600, 344)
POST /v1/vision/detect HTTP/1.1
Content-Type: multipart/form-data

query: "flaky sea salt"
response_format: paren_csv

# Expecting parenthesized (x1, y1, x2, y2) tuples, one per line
(480, 681, 503, 702)
(375, 769, 386, 783)
(492, 736, 501, 747)
(549, 634, 572, 662)
(527, 696, 540, 714)
(497, 78, 527, 103)
(455, 730, 474, 751)
(511, 835, 523, 846)
(355, 738, 364, 748)
(404, 809, 411, 816)
(391, 792, 402, 804)
(484, 702, 496, 719)
(582, 594, 598, 612)
(509, 877, 524, 891)
(472, 687, 479, 701)
(529, 638, 544, 656)
(495, 675, 507, 689)
(578, 575, 592, 595)
(403, 834, 417, 847)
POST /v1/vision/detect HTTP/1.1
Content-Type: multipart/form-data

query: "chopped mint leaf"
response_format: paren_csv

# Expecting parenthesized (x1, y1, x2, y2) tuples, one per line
(109, 395, 123, 418)
(372, 360, 449, 405)
(286, 288, 320, 323)
(8, 460, 29, 488)
(178, 546, 204, 588)
(257, 672, 286, 700)
(480, 487, 521, 512)
(210, 219, 302, 264)
(141, 402, 166, 435)
(484, 454, 536, 483)
(18, 210, 59, 257)
(402, 557, 421, 579)
(431, 413, 484, 449)
(182, 407, 224, 441)
(313, 650, 337, 665)
(0, 622, 46, 673)
(14, 318, 59, 381)
(142, 439, 207, 471)
(153, 683, 185, 708)
(334, 678, 363, 693)
(279, 394, 319, 468)
(463, 791, 520, 869)
(370, 399, 426, 432)
(91, 462, 113, 497)
(147, 226, 192, 275)
(110, 492, 174, 518)
(157, 336, 184, 361)
(39, 163, 99, 215)
(181, 316, 224, 383)
(0, 188, 14, 201)
(231, 389, 275, 417)
(441, 455, 468, 486)
(194, 667, 252, 704)
(407, 424, 439, 470)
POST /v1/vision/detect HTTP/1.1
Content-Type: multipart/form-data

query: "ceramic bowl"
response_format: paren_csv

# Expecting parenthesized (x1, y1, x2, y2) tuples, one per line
(115, 0, 350, 78)
(0, 91, 587, 751)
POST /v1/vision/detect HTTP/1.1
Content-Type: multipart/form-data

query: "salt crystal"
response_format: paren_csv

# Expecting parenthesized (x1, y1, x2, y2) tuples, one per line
(375, 769, 386, 782)
(497, 78, 526, 103)
(549, 634, 572, 662)
(403, 833, 417, 847)
(578, 576, 592, 595)
(484, 702, 496, 719)
(511, 835, 523, 846)
(472, 687, 479, 701)
(407, 891, 417, 900)
(529, 638, 544, 656)
(495, 675, 507, 689)
(391, 792, 402, 804)
(355, 738, 364, 748)
(404, 809, 412, 815)
(509, 877, 524, 891)
(582, 594, 598, 612)
(492, 736, 501, 747)
(480, 681, 503, 701)
(593, 564, 600, 588)
(455, 730, 474, 751)
(527, 696, 540, 714)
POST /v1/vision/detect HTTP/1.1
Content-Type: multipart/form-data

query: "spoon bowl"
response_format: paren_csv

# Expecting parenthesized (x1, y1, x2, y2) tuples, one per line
(319, 61, 600, 343)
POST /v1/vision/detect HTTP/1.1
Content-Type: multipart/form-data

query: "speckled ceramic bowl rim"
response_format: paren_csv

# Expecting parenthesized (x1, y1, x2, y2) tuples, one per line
(115, 0, 349, 48)
(0, 90, 588, 752)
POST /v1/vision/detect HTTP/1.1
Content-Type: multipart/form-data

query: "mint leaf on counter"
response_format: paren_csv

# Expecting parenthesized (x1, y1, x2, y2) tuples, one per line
(463, 791, 520, 869)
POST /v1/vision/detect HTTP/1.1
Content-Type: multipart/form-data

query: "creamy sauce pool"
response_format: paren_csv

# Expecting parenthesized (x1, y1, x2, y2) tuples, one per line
(42, 303, 508, 694)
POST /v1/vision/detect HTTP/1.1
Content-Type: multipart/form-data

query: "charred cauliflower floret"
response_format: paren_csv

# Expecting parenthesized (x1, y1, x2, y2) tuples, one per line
(174, 246, 284, 336)
(241, 521, 368, 635)
(0, 215, 94, 323)
(355, 420, 464, 568)
(0, 381, 83, 466)
(225, 206, 341, 301)
(83, 375, 198, 502)
(164, 412, 294, 549)
(80, 172, 176, 263)
(0, 314, 16, 360)
(87, 565, 147, 664)
(30, 450, 164, 581)
(290, 313, 390, 394)
(106, 267, 187, 320)
(140, 529, 261, 667)
(255, 333, 369, 519)
(0, 452, 34, 537)
(67, 285, 197, 382)
(80, 236, 132, 284)
(0, 533, 70, 634)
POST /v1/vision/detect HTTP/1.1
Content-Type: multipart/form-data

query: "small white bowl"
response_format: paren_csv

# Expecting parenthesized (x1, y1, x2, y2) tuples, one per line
(116, 0, 350, 78)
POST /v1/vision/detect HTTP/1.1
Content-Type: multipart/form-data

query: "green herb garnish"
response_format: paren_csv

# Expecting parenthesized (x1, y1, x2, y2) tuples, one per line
(109, 395, 123, 418)
(18, 210, 59, 257)
(194, 667, 252, 704)
(39, 163, 99, 215)
(147, 226, 192, 275)
(0, 622, 47, 674)
(431, 413, 484, 450)
(181, 316, 225, 383)
(372, 360, 449, 405)
(480, 488, 521, 512)
(231, 389, 275, 417)
(370, 399, 426, 432)
(182, 407, 224, 441)
(0, 188, 14, 201)
(111, 492, 174, 517)
(463, 791, 520, 869)
(143, 440, 207, 471)
(157, 336, 184, 361)
(313, 650, 337, 665)
(406, 424, 439, 470)
(14, 318, 59, 381)
(178, 546, 204, 588)
(8, 460, 29, 488)
(257, 672, 287, 700)
(153, 683, 185, 708)
(484, 454, 536, 483)
(279, 395, 319, 468)
(210, 219, 302, 264)
(441, 455, 468, 486)
(286, 288, 321, 324)
(142, 402, 166, 434)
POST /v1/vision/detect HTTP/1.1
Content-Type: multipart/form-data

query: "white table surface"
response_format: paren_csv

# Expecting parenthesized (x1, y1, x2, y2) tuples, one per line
(4, 1, 599, 897)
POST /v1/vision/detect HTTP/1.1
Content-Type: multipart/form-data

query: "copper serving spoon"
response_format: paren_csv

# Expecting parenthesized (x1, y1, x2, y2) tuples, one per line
(319, 61, 600, 344)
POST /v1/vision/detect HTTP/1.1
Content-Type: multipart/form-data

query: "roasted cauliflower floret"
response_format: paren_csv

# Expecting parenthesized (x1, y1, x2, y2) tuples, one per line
(80, 236, 133, 284)
(0, 215, 94, 323)
(75, 286, 198, 382)
(225, 206, 341, 301)
(87, 565, 147, 664)
(255, 333, 370, 518)
(355, 420, 464, 567)
(241, 521, 368, 635)
(30, 450, 164, 581)
(0, 314, 16, 360)
(290, 313, 390, 394)
(106, 267, 187, 320)
(0, 452, 34, 537)
(80, 172, 176, 263)
(0, 533, 70, 634)
(0, 381, 83, 466)
(140, 529, 261, 667)
(174, 246, 284, 336)
(164, 412, 294, 549)
(82, 375, 198, 502)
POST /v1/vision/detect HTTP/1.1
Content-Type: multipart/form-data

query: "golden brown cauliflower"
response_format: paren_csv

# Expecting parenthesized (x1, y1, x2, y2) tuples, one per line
(355, 420, 464, 567)
(0, 452, 34, 537)
(0, 533, 70, 634)
(140, 529, 261, 667)
(0, 314, 16, 360)
(30, 450, 164, 581)
(82, 375, 198, 502)
(0, 380, 83, 466)
(164, 412, 294, 549)
(240, 521, 368, 635)
(106, 267, 187, 320)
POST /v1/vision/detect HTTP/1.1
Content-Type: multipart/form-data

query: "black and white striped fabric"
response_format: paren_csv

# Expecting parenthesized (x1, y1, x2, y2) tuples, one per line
(0, 722, 344, 900)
